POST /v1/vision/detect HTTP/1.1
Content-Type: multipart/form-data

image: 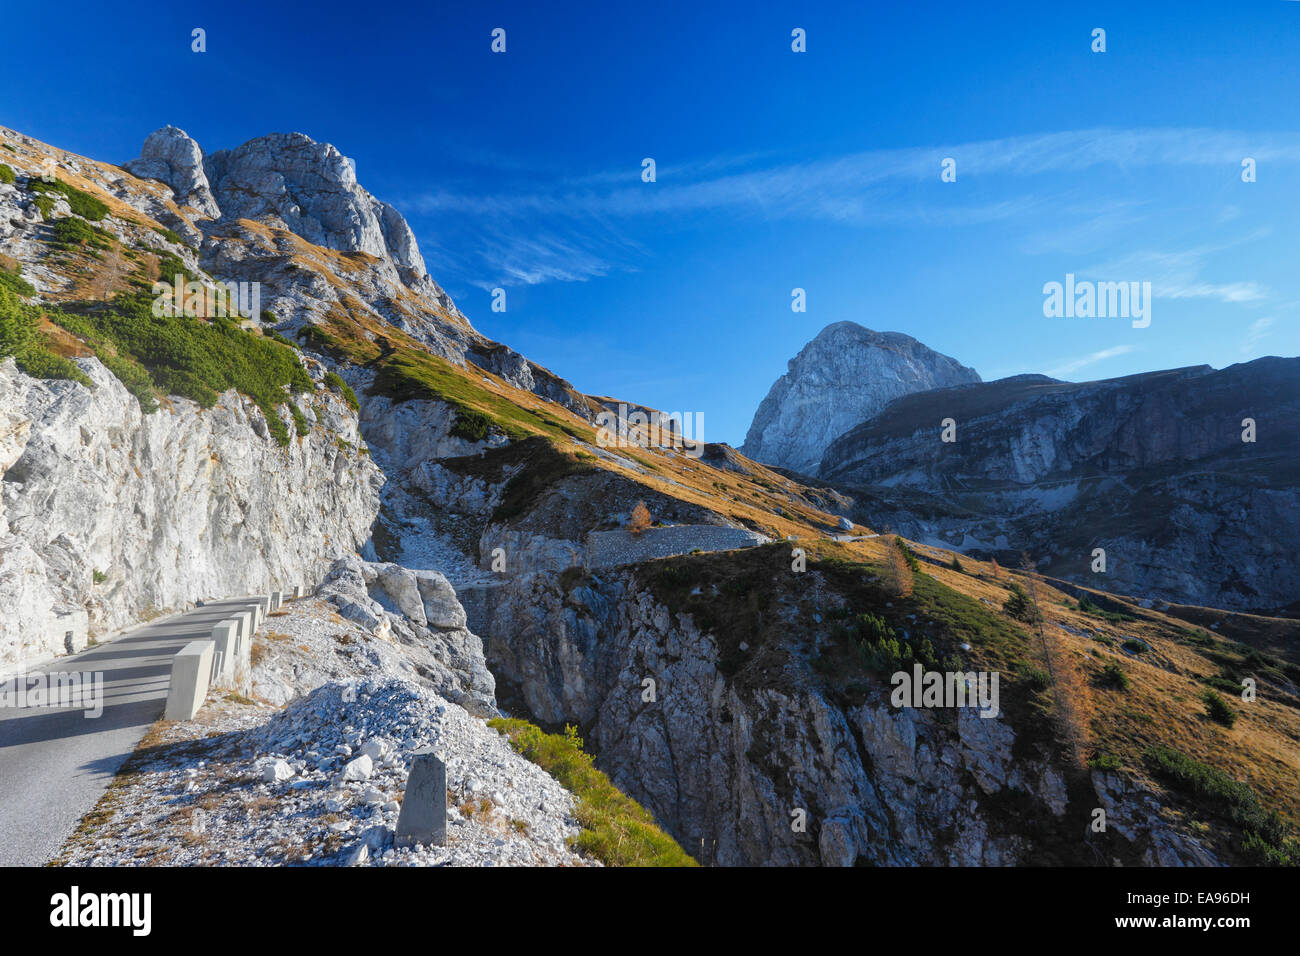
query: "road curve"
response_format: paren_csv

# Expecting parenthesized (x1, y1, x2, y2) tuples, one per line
(0, 598, 258, 866)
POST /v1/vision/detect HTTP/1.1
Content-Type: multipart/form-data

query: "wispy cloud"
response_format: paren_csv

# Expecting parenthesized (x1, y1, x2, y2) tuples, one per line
(408, 126, 1300, 290)
(1241, 316, 1276, 353)
(1085, 230, 1273, 309)
(1048, 344, 1138, 377)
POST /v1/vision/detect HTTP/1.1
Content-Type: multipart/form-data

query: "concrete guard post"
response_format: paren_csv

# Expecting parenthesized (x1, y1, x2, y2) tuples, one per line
(210, 620, 240, 688)
(395, 748, 447, 847)
(164, 640, 215, 720)
(231, 610, 253, 648)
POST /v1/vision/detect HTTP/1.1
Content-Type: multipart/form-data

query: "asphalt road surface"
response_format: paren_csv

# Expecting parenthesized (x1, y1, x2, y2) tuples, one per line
(0, 598, 256, 866)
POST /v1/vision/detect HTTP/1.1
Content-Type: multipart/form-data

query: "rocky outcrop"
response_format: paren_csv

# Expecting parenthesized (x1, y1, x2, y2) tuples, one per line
(313, 555, 495, 714)
(123, 125, 450, 305)
(819, 360, 1300, 614)
(741, 322, 981, 476)
(203, 131, 438, 296)
(0, 357, 383, 670)
(123, 125, 220, 220)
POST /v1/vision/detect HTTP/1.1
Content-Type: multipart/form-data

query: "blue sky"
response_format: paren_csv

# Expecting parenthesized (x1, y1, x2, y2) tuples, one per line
(3, 0, 1299, 443)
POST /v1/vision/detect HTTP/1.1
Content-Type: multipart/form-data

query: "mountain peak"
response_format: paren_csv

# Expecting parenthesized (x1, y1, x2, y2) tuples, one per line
(740, 322, 981, 475)
(124, 125, 437, 298)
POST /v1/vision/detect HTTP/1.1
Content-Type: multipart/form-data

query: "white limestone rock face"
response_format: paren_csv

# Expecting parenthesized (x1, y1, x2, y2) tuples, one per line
(0, 357, 383, 669)
(122, 125, 220, 220)
(740, 321, 981, 476)
(202, 132, 432, 291)
(313, 556, 495, 714)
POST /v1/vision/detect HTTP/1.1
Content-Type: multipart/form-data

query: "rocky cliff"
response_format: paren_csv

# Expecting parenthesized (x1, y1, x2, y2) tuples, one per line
(741, 322, 981, 476)
(466, 548, 1220, 866)
(0, 355, 382, 669)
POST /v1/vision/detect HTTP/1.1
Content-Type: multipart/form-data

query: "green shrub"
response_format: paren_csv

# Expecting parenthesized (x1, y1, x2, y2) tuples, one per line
(1122, 638, 1148, 654)
(49, 291, 315, 444)
(1201, 689, 1237, 727)
(1020, 664, 1051, 691)
(1096, 659, 1130, 691)
(28, 178, 109, 221)
(322, 371, 359, 411)
(0, 163, 14, 185)
(1088, 752, 1122, 771)
(92, 569, 107, 585)
(0, 284, 92, 386)
(0, 262, 36, 298)
(152, 225, 185, 246)
(1144, 745, 1296, 864)
(153, 250, 196, 286)
(1079, 594, 1138, 623)
(488, 718, 696, 866)
(894, 536, 920, 572)
(450, 407, 492, 442)
(50, 216, 110, 251)
(1003, 582, 1039, 623)
(289, 402, 309, 438)
(1200, 673, 1244, 696)
(658, 564, 693, 588)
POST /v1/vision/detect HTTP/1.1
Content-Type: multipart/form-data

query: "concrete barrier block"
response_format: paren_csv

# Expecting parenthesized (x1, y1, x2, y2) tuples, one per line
(395, 748, 447, 847)
(271, 591, 283, 612)
(232, 610, 253, 644)
(210, 620, 240, 688)
(292, 585, 304, 600)
(164, 640, 215, 721)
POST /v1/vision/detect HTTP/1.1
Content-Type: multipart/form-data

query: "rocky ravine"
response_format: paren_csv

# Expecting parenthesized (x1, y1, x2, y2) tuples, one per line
(465, 559, 1216, 866)
(741, 321, 981, 477)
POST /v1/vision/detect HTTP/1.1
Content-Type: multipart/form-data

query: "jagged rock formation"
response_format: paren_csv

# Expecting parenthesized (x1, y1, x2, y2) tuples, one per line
(118, 125, 594, 416)
(122, 126, 221, 220)
(741, 322, 981, 476)
(0, 357, 382, 669)
(818, 361, 1300, 614)
(314, 555, 496, 714)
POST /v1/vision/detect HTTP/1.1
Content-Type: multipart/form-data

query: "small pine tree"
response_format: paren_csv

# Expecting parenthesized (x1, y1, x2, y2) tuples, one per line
(627, 500, 652, 535)
(990, 557, 1001, 579)
(948, 555, 964, 573)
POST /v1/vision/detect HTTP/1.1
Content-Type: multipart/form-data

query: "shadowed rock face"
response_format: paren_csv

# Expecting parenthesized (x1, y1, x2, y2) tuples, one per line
(741, 322, 981, 477)
(466, 561, 1217, 867)
(819, 359, 1300, 613)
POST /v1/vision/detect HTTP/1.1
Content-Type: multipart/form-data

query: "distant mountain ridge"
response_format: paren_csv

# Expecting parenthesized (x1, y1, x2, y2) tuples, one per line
(740, 321, 981, 476)
(819, 358, 1300, 614)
